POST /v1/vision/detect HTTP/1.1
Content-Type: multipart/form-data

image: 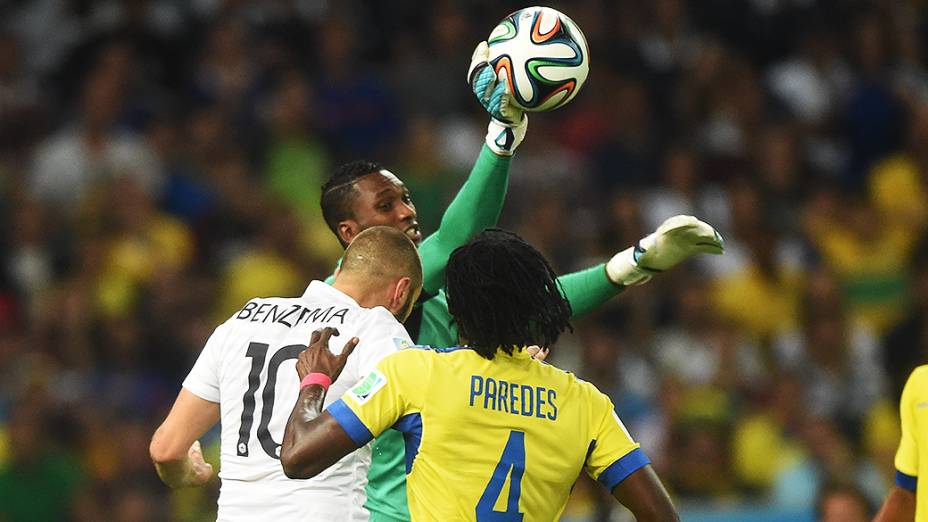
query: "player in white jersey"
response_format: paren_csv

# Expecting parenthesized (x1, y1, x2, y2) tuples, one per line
(149, 226, 422, 521)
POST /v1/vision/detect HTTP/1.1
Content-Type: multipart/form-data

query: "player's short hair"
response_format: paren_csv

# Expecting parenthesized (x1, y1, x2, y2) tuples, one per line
(321, 160, 384, 245)
(445, 228, 572, 360)
(340, 225, 422, 292)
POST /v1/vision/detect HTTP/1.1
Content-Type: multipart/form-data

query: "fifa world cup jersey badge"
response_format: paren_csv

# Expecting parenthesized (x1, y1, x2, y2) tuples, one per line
(350, 369, 387, 404)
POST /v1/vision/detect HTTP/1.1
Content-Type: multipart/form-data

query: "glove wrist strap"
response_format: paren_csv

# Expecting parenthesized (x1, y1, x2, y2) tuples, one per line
(485, 118, 526, 157)
(606, 246, 657, 287)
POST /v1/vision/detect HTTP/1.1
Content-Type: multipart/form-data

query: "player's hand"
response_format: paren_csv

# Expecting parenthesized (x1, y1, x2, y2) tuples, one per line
(468, 41, 527, 156)
(606, 215, 724, 286)
(526, 345, 550, 362)
(186, 441, 213, 487)
(469, 41, 524, 124)
(638, 215, 724, 270)
(296, 327, 359, 382)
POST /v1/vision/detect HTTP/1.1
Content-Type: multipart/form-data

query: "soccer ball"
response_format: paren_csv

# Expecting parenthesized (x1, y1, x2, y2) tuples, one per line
(486, 6, 589, 112)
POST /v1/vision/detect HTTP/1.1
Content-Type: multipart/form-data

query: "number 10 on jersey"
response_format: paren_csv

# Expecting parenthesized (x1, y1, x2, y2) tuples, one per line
(237, 342, 305, 459)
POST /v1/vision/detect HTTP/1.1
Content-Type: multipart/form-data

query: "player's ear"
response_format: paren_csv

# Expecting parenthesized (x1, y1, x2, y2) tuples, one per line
(389, 277, 412, 312)
(338, 220, 360, 245)
(390, 276, 417, 322)
(393, 277, 412, 304)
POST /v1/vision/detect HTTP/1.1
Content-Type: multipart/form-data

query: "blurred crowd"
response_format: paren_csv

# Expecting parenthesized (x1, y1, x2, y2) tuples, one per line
(1, 0, 927, 521)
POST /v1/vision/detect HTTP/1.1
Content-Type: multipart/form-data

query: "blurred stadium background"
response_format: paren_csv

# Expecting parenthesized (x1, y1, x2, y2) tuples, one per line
(0, 0, 925, 520)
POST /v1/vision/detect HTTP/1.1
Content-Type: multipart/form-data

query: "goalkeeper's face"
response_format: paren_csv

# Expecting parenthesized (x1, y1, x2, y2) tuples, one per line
(344, 170, 422, 246)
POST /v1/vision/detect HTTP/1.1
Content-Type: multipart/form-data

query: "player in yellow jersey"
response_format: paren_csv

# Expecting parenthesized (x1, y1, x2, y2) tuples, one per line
(875, 365, 928, 521)
(279, 229, 678, 521)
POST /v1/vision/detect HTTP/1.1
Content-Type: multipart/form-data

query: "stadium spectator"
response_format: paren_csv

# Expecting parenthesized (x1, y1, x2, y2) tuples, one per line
(30, 45, 162, 211)
(816, 482, 872, 522)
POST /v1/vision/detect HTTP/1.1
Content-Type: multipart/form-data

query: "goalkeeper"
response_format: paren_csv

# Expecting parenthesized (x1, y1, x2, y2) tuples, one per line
(318, 42, 724, 522)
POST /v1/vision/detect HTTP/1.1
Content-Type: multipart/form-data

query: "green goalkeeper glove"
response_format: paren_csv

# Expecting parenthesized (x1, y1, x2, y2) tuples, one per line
(468, 41, 527, 156)
(606, 215, 724, 286)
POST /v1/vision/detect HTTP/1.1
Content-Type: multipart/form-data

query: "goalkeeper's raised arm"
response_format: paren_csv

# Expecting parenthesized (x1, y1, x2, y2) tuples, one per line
(412, 40, 532, 293)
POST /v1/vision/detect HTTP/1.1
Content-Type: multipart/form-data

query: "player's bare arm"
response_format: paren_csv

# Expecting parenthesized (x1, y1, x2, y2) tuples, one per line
(150, 389, 220, 488)
(280, 327, 360, 479)
(873, 486, 916, 521)
(612, 465, 680, 522)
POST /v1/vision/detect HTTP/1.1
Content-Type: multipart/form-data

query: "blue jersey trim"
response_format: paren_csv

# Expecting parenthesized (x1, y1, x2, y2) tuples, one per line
(896, 470, 918, 492)
(433, 345, 469, 353)
(393, 412, 423, 474)
(597, 448, 650, 492)
(327, 399, 374, 447)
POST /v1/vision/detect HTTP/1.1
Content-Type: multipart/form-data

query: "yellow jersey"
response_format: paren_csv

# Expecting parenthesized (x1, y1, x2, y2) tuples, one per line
(895, 365, 928, 521)
(327, 346, 649, 521)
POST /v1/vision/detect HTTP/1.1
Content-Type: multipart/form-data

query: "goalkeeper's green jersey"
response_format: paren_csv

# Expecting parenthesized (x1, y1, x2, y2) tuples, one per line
(329, 145, 623, 522)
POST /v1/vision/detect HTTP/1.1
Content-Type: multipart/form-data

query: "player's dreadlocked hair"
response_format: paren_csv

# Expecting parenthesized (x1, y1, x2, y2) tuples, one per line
(321, 160, 384, 246)
(446, 228, 573, 360)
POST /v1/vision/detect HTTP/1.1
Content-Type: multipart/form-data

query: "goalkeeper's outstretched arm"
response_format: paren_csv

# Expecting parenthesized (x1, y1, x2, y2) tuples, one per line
(558, 215, 724, 318)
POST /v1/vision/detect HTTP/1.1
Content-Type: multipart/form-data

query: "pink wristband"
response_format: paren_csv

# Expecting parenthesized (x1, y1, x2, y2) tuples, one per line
(301, 373, 333, 391)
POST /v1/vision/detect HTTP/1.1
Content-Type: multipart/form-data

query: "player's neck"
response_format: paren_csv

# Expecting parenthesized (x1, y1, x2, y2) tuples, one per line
(332, 278, 388, 311)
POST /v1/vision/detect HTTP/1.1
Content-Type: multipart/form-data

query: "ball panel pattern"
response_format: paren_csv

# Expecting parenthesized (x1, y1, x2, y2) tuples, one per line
(486, 6, 589, 112)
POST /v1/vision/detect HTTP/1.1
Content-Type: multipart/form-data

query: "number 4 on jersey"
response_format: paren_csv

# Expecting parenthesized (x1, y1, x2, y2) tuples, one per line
(476, 430, 525, 522)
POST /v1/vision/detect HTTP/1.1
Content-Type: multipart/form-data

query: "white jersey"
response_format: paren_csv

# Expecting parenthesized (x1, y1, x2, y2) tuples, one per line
(183, 281, 413, 522)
